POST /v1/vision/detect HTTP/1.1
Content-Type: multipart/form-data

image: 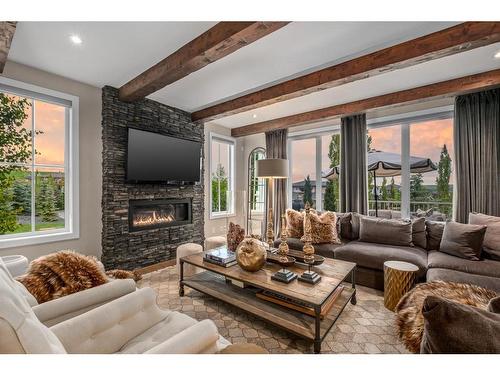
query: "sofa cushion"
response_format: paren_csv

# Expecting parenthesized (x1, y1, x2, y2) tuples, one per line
(440, 222, 487, 260)
(285, 209, 304, 239)
(420, 296, 500, 354)
(426, 268, 500, 293)
(119, 311, 197, 354)
(334, 241, 427, 277)
(359, 216, 413, 247)
(426, 221, 445, 250)
(412, 217, 427, 249)
(348, 212, 364, 240)
(469, 213, 500, 260)
(280, 237, 345, 258)
(427, 251, 500, 278)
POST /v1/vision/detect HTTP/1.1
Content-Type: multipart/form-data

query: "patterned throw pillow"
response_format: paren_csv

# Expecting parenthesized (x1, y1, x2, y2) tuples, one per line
(308, 211, 341, 244)
(285, 209, 304, 239)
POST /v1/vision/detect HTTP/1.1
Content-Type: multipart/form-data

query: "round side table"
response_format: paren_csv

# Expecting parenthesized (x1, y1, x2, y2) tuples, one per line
(383, 260, 419, 311)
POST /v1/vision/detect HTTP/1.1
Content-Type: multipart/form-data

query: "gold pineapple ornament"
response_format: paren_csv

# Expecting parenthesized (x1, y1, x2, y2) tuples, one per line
(278, 213, 289, 262)
(298, 203, 321, 284)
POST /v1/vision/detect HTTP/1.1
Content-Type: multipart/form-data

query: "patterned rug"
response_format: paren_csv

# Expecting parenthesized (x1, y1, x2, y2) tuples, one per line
(138, 266, 409, 354)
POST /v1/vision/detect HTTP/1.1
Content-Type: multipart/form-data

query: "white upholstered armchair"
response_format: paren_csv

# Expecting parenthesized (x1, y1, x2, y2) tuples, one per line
(0, 258, 230, 354)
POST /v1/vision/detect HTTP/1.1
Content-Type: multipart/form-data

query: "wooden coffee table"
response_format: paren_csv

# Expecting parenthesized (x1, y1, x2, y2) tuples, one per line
(179, 253, 356, 353)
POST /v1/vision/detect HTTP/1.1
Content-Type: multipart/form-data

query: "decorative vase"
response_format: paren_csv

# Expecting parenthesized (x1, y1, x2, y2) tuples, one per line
(236, 238, 267, 272)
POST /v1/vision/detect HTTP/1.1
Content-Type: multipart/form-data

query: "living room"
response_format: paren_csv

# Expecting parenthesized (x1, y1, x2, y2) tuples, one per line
(1, 1, 500, 372)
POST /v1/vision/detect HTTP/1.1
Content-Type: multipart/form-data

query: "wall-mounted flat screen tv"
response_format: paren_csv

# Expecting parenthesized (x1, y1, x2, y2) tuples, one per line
(126, 128, 201, 183)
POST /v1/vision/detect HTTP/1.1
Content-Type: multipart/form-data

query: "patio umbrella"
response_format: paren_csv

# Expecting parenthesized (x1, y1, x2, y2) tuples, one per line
(322, 150, 437, 216)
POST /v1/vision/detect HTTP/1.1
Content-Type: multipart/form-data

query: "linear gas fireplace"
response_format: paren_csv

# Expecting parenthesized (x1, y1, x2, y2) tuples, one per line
(128, 198, 192, 232)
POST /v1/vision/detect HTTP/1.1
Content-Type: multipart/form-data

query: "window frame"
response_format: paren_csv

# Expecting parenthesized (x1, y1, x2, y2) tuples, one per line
(287, 125, 341, 212)
(208, 132, 235, 219)
(0, 77, 79, 249)
(367, 106, 454, 219)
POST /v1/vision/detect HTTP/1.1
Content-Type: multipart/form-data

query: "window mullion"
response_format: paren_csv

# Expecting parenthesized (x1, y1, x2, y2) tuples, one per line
(31, 99, 36, 233)
(401, 123, 410, 219)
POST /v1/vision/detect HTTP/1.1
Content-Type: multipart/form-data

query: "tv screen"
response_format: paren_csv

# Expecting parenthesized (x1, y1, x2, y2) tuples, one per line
(127, 128, 201, 183)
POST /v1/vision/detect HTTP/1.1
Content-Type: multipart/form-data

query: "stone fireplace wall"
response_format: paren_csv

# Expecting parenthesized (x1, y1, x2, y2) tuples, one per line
(101, 86, 204, 270)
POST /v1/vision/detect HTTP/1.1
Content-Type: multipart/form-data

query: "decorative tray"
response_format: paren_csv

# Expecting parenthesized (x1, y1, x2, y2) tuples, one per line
(267, 248, 325, 265)
(265, 254, 296, 267)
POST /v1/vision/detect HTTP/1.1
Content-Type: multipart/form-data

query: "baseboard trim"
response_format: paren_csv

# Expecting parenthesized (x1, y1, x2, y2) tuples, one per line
(135, 259, 176, 275)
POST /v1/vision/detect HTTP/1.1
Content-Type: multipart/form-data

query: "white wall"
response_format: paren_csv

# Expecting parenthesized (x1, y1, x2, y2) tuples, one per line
(202, 127, 266, 237)
(1, 62, 102, 261)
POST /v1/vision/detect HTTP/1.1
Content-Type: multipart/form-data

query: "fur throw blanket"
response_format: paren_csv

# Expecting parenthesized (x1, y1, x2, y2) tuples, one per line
(395, 281, 497, 353)
(17, 250, 140, 303)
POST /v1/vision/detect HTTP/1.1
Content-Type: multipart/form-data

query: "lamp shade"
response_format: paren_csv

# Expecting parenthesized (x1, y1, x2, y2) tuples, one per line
(256, 158, 288, 179)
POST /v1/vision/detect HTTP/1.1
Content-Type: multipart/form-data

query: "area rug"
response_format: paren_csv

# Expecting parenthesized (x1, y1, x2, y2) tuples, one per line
(138, 266, 408, 354)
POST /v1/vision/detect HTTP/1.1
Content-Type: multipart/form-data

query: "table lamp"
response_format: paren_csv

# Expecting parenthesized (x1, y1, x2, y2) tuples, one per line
(256, 158, 288, 248)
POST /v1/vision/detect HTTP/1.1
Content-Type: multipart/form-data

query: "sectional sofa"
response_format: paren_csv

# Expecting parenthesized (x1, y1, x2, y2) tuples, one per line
(277, 213, 500, 292)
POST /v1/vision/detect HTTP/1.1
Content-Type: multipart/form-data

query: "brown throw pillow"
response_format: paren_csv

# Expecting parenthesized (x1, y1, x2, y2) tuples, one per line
(359, 216, 412, 247)
(439, 221, 487, 260)
(412, 217, 427, 249)
(421, 296, 500, 354)
(306, 211, 341, 244)
(336, 212, 352, 240)
(469, 212, 500, 260)
(426, 221, 445, 250)
(285, 209, 304, 239)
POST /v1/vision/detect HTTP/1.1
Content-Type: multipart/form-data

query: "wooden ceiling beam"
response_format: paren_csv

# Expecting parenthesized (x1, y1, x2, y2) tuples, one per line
(0, 21, 17, 74)
(119, 21, 289, 102)
(231, 69, 500, 137)
(194, 22, 500, 122)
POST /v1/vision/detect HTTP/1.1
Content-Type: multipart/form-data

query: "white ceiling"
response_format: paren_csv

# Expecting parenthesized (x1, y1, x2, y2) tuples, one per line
(8, 21, 499, 131)
(8, 22, 217, 88)
(212, 42, 500, 128)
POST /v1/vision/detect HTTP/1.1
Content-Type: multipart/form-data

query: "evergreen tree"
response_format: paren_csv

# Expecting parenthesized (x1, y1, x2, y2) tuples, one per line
(324, 134, 340, 211)
(380, 177, 388, 201)
(12, 180, 31, 214)
(303, 175, 313, 207)
(436, 144, 452, 202)
(389, 177, 400, 201)
(37, 176, 58, 222)
(367, 134, 374, 200)
(410, 173, 428, 201)
(211, 164, 228, 212)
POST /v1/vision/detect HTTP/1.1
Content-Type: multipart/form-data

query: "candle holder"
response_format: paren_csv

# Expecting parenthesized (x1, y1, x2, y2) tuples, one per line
(298, 203, 321, 285)
(271, 214, 297, 283)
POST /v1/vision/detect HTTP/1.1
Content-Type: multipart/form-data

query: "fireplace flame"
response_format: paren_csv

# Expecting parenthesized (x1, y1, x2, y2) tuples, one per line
(133, 211, 175, 227)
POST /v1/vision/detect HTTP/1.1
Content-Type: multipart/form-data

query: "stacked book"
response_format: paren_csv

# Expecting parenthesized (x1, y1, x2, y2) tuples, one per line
(203, 246, 236, 267)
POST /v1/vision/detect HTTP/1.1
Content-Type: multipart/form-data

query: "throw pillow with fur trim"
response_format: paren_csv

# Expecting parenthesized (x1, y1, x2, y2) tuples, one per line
(308, 211, 341, 244)
(18, 250, 109, 303)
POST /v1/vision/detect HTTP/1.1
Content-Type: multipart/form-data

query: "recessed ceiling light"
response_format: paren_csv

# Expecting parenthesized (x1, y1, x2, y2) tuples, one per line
(252, 114, 258, 119)
(495, 50, 500, 59)
(70, 35, 82, 45)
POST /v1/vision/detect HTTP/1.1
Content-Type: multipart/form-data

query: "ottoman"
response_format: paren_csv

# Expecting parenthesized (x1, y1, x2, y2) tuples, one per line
(176, 243, 203, 278)
(205, 236, 227, 251)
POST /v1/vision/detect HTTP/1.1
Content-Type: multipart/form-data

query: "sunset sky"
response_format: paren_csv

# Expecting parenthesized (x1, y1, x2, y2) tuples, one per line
(291, 119, 454, 185)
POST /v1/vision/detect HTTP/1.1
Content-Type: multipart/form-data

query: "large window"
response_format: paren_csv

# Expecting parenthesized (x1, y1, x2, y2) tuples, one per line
(289, 129, 340, 211)
(209, 133, 235, 218)
(367, 110, 454, 220)
(0, 78, 79, 247)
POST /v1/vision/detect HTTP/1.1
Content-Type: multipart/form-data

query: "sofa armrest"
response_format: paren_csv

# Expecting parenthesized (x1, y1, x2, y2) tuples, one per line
(50, 288, 166, 354)
(33, 279, 136, 327)
(144, 319, 220, 354)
